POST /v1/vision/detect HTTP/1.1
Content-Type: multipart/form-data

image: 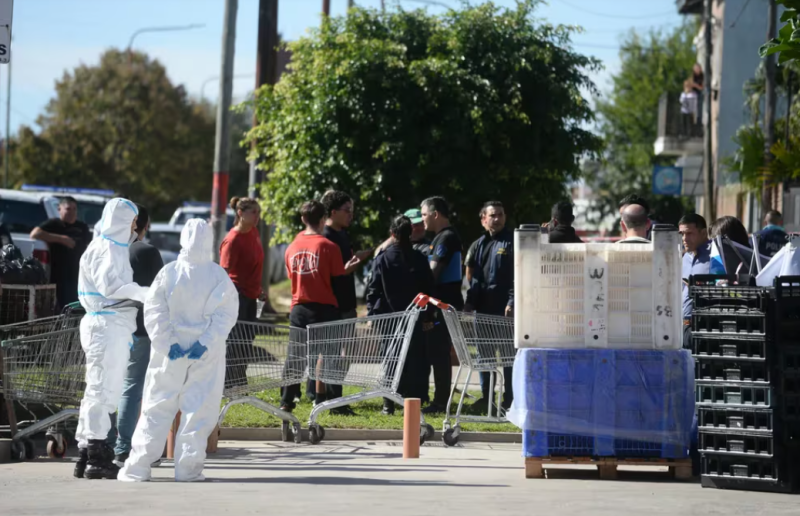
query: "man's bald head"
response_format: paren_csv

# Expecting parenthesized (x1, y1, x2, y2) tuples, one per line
(621, 204, 648, 230)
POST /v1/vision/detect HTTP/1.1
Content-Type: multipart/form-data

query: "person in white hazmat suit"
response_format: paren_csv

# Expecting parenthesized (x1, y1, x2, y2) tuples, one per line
(74, 198, 149, 480)
(119, 219, 239, 482)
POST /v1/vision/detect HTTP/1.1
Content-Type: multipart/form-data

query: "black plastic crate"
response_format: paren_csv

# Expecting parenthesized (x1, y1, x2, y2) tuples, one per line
(696, 383, 772, 407)
(701, 452, 797, 493)
(690, 275, 771, 312)
(693, 334, 768, 360)
(693, 308, 767, 335)
(700, 430, 774, 456)
(695, 357, 770, 384)
(697, 406, 774, 432)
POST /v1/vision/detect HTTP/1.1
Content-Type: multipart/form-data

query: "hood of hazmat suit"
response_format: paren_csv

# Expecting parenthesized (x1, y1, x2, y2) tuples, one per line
(76, 198, 150, 445)
(120, 219, 239, 482)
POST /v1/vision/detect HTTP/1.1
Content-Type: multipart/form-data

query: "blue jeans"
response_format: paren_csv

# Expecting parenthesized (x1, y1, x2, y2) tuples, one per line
(114, 334, 151, 457)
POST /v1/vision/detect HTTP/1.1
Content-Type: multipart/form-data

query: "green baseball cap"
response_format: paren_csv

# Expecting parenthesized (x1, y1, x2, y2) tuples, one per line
(404, 209, 423, 224)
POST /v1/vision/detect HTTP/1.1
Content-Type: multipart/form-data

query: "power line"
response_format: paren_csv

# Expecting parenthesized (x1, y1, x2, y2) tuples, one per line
(554, 0, 677, 20)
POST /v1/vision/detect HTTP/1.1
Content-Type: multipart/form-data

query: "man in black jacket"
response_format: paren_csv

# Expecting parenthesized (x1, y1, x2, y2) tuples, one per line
(464, 201, 515, 412)
(548, 201, 583, 244)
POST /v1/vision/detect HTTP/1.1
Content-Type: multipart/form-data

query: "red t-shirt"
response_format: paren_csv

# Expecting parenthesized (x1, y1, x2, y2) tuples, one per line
(285, 232, 345, 308)
(220, 227, 264, 300)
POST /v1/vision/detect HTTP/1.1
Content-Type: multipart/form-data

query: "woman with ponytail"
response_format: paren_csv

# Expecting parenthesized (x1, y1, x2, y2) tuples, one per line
(220, 196, 265, 387)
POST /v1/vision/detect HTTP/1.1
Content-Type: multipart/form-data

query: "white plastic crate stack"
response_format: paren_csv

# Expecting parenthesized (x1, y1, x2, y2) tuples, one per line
(513, 225, 683, 350)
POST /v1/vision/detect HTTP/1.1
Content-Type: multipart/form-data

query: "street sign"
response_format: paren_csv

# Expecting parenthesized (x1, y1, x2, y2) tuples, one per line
(0, 0, 12, 64)
(652, 166, 683, 196)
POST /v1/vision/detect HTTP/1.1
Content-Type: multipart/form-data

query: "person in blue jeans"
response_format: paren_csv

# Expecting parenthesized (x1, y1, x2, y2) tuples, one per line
(114, 205, 164, 465)
(463, 201, 514, 413)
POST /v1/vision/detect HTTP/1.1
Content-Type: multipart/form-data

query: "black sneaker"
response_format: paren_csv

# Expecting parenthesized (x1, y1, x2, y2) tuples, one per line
(331, 406, 357, 416)
(113, 452, 129, 468)
(85, 440, 119, 480)
(382, 403, 395, 416)
(73, 448, 88, 479)
(279, 404, 294, 413)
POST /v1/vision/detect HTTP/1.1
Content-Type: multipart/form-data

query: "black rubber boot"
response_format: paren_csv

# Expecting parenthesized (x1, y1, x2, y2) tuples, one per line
(84, 440, 119, 480)
(73, 447, 88, 479)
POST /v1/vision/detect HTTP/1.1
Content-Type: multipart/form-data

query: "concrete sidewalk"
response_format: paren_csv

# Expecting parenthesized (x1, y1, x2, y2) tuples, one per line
(0, 441, 797, 515)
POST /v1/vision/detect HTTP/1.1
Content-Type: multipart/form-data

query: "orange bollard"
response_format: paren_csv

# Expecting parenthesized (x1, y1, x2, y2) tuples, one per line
(166, 411, 181, 459)
(206, 424, 220, 454)
(403, 398, 421, 459)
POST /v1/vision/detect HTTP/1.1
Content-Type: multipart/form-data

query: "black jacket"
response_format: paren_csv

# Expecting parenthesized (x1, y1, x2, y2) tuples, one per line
(548, 225, 583, 244)
(366, 243, 434, 315)
(465, 228, 514, 316)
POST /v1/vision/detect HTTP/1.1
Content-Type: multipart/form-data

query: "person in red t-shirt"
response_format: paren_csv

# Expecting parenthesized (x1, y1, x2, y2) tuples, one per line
(220, 196, 266, 388)
(280, 201, 360, 412)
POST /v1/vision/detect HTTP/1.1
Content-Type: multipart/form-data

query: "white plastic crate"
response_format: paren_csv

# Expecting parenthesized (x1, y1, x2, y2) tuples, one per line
(514, 225, 682, 350)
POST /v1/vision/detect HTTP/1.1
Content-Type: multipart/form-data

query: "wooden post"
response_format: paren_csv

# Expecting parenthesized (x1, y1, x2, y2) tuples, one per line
(403, 398, 420, 459)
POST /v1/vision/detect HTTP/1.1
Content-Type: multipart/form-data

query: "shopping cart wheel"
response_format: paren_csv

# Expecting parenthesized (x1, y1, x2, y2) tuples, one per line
(292, 423, 302, 445)
(424, 424, 435, 441)
(308, 425, 325, 445)
(281, 421, 293, 443)
(46, 434, 67, 459)
(443, 428, 459, 447)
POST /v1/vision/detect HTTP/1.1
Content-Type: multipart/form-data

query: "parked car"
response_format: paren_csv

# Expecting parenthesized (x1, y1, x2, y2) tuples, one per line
(146, 223, 182, 264)
(169, 202, 235, 230)
(20, 185, 113, 230)
(0, 189, 60, 265)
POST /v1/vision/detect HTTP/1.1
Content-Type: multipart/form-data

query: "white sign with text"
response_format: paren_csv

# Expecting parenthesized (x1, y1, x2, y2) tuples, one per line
(0, 0, 12, 64)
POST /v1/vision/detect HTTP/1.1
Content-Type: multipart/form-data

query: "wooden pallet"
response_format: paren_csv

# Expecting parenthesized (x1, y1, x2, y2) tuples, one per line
(524, 456, 693, 480)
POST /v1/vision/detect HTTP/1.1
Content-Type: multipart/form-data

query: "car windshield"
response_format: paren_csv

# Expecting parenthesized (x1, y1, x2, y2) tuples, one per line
(148, 231, 182, 253)
(76, 202, 105, 227)
(0, 198, 53, 234)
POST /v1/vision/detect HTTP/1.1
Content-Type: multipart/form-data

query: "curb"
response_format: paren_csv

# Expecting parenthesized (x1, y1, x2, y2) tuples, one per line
(220, 427, 522, 444)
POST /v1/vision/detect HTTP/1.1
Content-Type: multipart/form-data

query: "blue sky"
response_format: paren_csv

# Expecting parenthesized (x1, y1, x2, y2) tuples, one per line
(6, 0, 683, 135)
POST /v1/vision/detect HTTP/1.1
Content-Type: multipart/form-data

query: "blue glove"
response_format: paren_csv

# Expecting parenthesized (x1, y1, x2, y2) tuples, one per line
(187, 341, 208, 360)
(168, 344, 185, 361)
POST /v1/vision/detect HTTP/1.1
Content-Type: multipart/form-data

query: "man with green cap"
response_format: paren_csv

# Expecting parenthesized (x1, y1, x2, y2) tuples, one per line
(374, 208, 431, 258)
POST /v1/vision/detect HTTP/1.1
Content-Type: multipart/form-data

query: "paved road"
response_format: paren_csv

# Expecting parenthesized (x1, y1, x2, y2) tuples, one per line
(0, 441, 797, 515)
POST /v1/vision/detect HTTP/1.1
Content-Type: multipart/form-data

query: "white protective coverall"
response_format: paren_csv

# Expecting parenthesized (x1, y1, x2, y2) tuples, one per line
(76, 198, 149, 442)
(119, 219, 239, 482)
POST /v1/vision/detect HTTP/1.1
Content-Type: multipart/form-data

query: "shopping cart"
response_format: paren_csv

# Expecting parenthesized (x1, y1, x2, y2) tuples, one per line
(426, 297, 516, 446)
(305, 294, 436, 445)
(0, 301, 84, 343)
(218, 320, 308, 443)
(1, 325, 84, 460)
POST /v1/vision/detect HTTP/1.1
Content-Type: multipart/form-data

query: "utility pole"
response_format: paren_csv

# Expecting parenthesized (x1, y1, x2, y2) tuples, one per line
(703, 0, 715, 222)
(323, 0, 330, 16)
(211, 0, 238, 262)
(786, 71, 793, 150)
(348, 0, 355, 8)
(763, 0, 778, 218)
(4, 57, 9, 189)
(251, 0, 280, 313)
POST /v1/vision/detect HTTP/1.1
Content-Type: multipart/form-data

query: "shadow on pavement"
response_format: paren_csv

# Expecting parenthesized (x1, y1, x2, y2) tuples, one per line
(207, 476, 508, 487)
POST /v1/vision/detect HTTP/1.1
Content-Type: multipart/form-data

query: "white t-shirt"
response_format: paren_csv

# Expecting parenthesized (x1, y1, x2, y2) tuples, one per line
(680, 91, 698, 115)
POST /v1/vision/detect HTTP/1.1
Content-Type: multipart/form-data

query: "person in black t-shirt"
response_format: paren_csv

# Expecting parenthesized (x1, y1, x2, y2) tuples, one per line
(420, 196, 464, 415)
(318, 191, 371, 414)
(30, 196, 91, 309)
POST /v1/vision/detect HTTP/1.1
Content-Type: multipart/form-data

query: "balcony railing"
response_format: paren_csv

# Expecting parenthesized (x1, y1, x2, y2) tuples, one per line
(654, 92, 703, 157)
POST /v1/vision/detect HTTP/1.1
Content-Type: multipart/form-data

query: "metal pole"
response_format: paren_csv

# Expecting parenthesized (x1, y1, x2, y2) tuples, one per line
(252, 0, 279, 313)
(211, 0, 238, 262)
(763, 0, 778, 217)
(348, 0, 355, 8)
(4, 57, 10, 189)
(703, 0, 715, 222)
(323, 0, 330, 16)
(786, 71, 793, 150)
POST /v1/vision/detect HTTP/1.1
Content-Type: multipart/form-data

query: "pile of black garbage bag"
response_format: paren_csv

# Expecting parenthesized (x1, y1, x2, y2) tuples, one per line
(0, 244, 48, 285)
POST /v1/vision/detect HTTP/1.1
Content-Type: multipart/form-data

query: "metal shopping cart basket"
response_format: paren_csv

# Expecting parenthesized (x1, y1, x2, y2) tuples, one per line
(427, 297, 516, 446)
(305, 294, 436, 445)
(1, 325, 84, 460)
(219, 320, 308, 444)
(0, 301, 85, 343)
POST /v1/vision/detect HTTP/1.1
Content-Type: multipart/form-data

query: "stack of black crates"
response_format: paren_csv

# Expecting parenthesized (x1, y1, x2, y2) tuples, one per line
(691, 275, 800, 493)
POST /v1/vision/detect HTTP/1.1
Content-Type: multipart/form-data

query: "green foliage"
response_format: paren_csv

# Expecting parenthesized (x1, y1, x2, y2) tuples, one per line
(11, 50, 252, 220)
(592, 22, 698, 227)
(244, 1, 602, 246)
(760, 0, 800, 64)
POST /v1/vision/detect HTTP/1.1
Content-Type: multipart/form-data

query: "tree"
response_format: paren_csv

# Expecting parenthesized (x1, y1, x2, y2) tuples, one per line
(761, 0, 800, 64)
(245, 1, 602, 246)
(592, 22, 698, 227)
(10, 49, 249, 220)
